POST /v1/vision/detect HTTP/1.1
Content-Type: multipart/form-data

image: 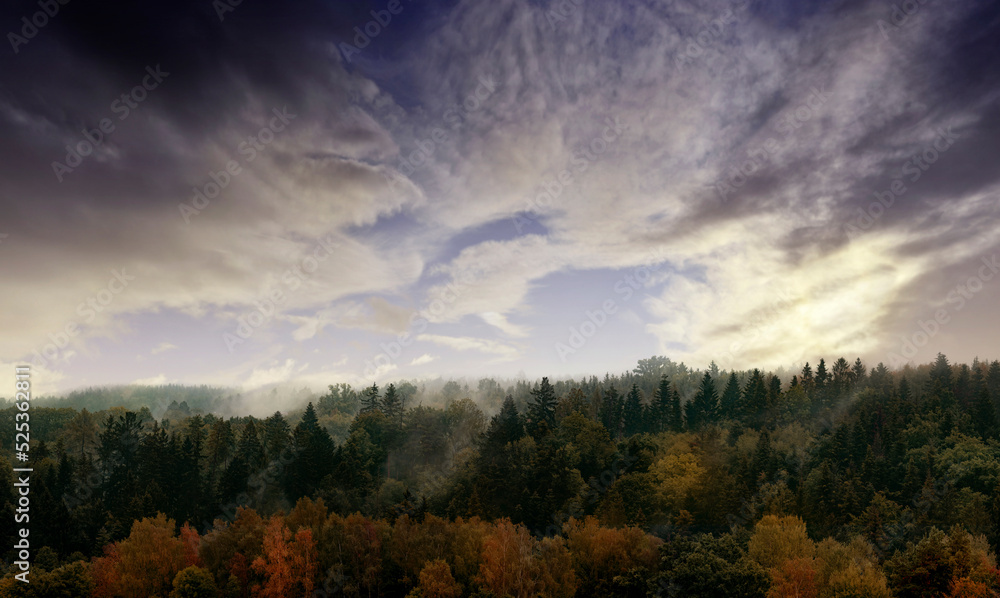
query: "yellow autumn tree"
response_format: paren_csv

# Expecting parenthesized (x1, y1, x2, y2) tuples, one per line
(650, 452, 705, 510)
(410, 559, 462, 598)
(748, 515, 815, 571)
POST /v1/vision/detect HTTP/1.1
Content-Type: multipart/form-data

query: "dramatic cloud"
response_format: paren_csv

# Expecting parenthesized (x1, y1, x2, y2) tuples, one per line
(1, 0, 997, 393)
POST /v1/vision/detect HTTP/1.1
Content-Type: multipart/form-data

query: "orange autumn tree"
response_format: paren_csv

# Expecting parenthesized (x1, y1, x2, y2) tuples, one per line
(478, 518, 537, 598)
(251, 515, 318, 598)
(92, 513, 190, 598)
(563, 516, 661, 595)
(948, 577, 996, 598)
(768, 558, 818, 598)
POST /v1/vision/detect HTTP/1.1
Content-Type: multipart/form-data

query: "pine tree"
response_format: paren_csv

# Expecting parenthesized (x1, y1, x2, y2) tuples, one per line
(652, 376, 673, 433)
(898, 377, 912, 402)
(238, 420, 266, 471)
(815, 359, 828, 388)
(987, 361, 1000, 406)
(285, 403, 334, 500)
(483, 395, 524, 454)
(719, 373, 741, 420)
(528, 377, 557, 435)
(927, 353, 955, 408)
(623, 383, 644, 436)
(262, 411, 291, 460)
(766, 374, 782, 418)
(852, 358, 867, 387)
(600, 386, 624, 437)
(832, 357, 851, 394)
(973, 388, 997, 441)
(688, 372, 719, 430)
(669, 388, 684, 432)
(382, 383, 404, 427)
(740, 369, 768, 425)
(954, 364, 972, 407)
(360, 383, 381, 413)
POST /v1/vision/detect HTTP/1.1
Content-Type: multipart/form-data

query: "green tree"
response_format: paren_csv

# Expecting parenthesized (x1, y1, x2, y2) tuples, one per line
(170, 566, 218, 598)
(528, 377, 557, 436)
(669, 387, 684, 433)
(237, 420, 265, 471)
(623, 383, 644, 436)
(719, 373, 741, 420)
(651, 375, 673, 433)
(382, 383, 404, 427)
(686, 372, 719, 430)
(262, 411, 291, 460)
(361, 383, 381, 413)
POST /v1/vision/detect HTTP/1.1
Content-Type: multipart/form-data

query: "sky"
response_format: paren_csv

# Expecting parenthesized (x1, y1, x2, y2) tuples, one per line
(1, 0, 998, 395)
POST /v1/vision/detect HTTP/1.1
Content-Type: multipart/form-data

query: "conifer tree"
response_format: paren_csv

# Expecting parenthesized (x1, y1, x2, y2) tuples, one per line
(623, 383, 644, 436)
(599, 386, 623, 437)
(687, 372, 719, 430)
(361, 383, 381, 413)
(669, 387, 684, 432)
(652, 376, 673, 433)
(528, 377, 557, 436)
(382, 383, 404, 427)
(719, 372, 741, 420)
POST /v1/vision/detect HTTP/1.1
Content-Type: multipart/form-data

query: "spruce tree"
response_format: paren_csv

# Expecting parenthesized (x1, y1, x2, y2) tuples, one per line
(815, 359, 829, 388)
(600, 386, 624, 437)
(720, 372, 741, 420)
(528, 377, 557, 435)
(262, 411, 290, 460)
(361, 383, 381, 413)
(987, 361, 1000, 405)
(382, 383, 404, 426)
(688, 372, 719, 430)
(669, 388, 684, 432)
(740, 369, 768, 425)
(973, 388, 997, 441)
(238, 420, 266, 471)
(483, 395, 524, 454)
(653, 376, 672, 433)
(623, 383, 644, 436)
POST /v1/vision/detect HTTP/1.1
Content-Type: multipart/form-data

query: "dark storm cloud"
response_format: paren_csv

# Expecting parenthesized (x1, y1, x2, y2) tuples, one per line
(1, 0, 998, 391)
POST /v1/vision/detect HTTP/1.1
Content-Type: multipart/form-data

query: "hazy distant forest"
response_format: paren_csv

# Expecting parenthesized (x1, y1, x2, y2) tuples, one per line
(3, 354, 1000, 598)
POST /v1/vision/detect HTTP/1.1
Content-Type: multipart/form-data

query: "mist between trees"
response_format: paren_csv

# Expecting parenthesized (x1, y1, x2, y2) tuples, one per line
(2, 352, 1000, 597)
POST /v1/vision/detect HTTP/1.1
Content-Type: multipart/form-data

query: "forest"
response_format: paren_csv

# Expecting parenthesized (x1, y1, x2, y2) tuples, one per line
(2, 354, 1000, 597)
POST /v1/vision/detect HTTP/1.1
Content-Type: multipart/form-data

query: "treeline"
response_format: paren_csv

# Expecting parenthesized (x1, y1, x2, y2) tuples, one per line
(1, 354, 1000, 597)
